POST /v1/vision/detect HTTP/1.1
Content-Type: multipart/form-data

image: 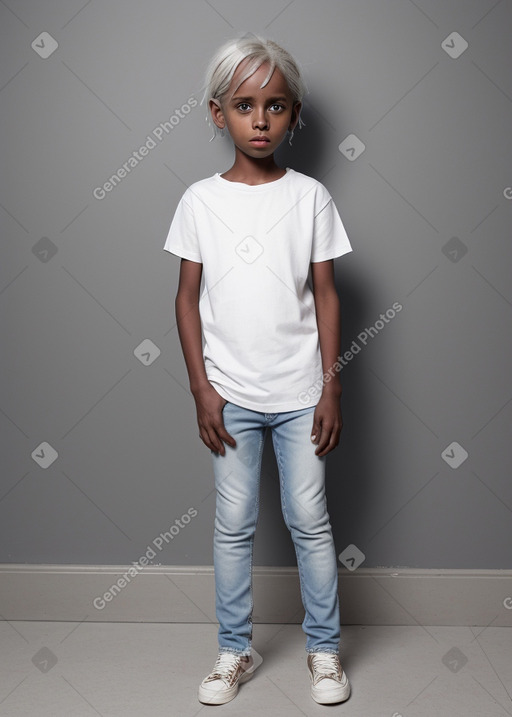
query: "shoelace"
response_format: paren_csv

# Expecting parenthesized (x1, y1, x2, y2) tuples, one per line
(208, 653, 243, 681)
(311, 653, 340, 679)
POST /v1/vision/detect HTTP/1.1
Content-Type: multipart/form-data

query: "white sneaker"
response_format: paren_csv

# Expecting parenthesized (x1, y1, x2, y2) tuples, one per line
(307, 652, 351, 704)
(198, 652, 256, 705)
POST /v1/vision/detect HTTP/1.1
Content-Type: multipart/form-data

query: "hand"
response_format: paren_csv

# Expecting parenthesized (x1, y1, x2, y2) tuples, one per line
(193, 383, 236, 456)
(310, 391, 343, 457)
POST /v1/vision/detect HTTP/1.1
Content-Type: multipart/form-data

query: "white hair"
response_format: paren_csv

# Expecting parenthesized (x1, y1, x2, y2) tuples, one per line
(201, 34, 307, 140)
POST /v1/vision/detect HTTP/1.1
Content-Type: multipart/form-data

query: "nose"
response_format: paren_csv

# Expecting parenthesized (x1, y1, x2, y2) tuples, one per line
(253, 107, 269, 130)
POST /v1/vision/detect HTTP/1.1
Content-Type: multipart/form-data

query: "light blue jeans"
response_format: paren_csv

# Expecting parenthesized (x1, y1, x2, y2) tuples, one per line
(211, 401, 341, 657)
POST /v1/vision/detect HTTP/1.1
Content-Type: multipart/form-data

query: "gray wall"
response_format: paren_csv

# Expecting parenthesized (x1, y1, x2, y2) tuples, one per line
(1, 0, 511, 569)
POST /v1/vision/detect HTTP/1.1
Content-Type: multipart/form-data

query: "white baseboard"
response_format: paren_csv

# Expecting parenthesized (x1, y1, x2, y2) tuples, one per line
(1, 565, 512, 626)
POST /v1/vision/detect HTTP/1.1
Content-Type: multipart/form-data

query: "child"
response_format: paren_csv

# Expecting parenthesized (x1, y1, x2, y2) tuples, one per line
(163, 35, 352, 706)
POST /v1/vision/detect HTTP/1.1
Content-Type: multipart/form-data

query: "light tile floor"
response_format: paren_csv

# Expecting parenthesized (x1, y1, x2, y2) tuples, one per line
(1, 621, 510, 716)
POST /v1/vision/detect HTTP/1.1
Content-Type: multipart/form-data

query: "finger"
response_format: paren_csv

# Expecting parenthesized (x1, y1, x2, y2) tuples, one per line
(200, 425, 225, 456)
(208, 408, 236, 451)
(215, 417, 236, 448)
(203, 415, 236, 455)
(316, 424, 341, 456)
(314, 422, 335, 455)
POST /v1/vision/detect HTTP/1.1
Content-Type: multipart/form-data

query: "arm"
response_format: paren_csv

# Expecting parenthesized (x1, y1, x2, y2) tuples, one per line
(310, 259, 343, 457)
(175, 258, 235, 455)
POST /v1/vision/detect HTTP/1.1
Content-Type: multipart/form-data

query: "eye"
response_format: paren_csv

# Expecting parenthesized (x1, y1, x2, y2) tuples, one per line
(237, 102, 251, 112)
(269, 103, 285, 112)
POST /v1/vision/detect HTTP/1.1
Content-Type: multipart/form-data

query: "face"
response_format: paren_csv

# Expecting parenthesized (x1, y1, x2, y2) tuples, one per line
(209, 60, 301, 158)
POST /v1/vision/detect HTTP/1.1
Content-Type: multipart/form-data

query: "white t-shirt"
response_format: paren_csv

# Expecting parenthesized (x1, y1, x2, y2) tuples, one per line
(163, 167, 352, 412)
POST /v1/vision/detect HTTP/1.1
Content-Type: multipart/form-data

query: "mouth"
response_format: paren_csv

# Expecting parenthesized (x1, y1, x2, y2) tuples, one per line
(250, 137, 270, 145)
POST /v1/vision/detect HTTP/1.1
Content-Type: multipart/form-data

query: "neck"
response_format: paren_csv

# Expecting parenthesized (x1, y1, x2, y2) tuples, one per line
(221, 150, 285, 185)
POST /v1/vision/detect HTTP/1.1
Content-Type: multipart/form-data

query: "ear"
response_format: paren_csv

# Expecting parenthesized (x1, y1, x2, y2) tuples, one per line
(209, 99, 226, 129)
(289, 100, 302, 132)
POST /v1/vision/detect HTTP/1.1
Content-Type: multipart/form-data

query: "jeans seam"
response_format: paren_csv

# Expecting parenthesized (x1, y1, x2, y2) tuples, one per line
(272, 429, 310, 629)
(247, 428, 265, 648)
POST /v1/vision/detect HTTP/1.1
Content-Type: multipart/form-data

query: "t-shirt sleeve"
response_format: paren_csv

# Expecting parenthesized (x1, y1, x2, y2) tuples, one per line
(163, 190, 202, 263)
(311, 190, 352, 263)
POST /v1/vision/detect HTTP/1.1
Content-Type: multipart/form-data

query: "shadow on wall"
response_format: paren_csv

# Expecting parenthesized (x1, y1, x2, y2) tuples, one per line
(252, 99, 375, 572)
(253, 274, 373, 572)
